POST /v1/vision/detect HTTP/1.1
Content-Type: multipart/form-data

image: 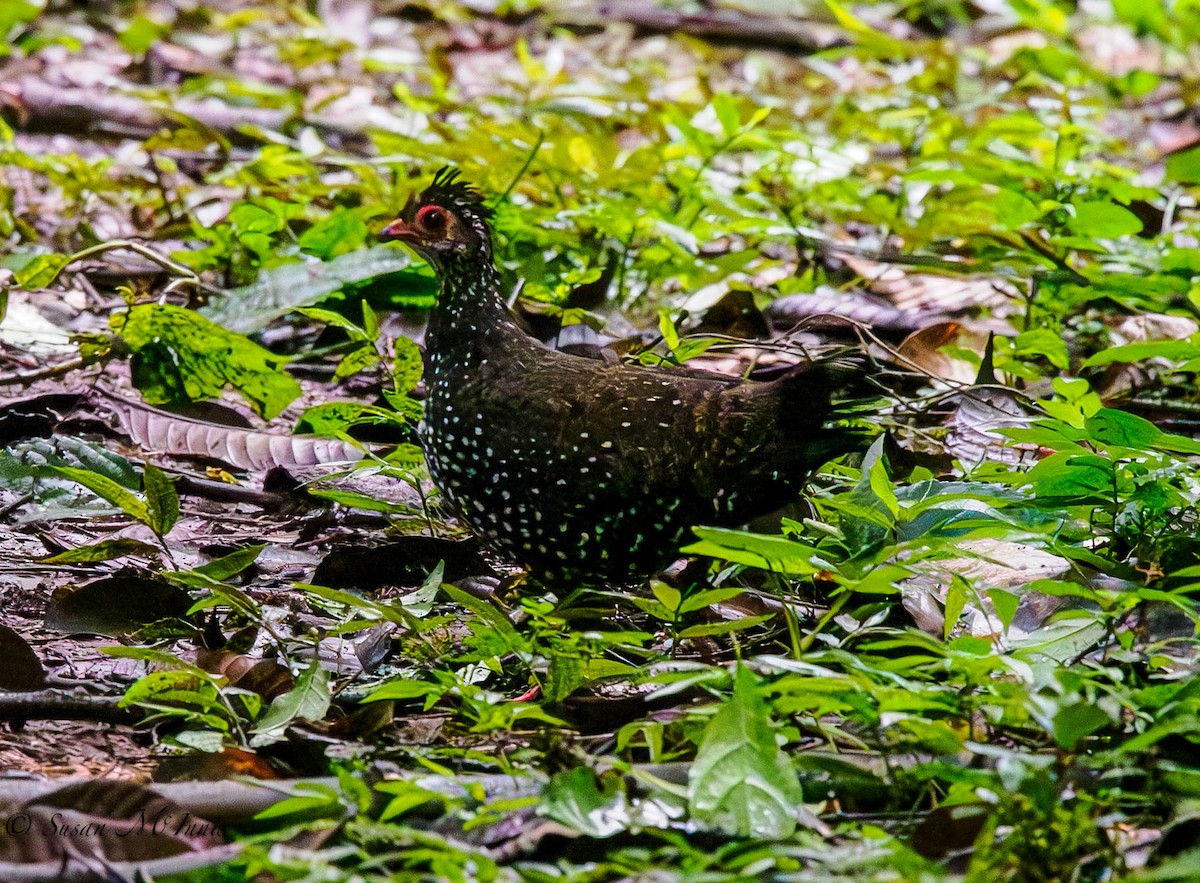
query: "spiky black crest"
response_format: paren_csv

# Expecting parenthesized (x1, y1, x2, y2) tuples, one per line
(420, 166, 493, 220)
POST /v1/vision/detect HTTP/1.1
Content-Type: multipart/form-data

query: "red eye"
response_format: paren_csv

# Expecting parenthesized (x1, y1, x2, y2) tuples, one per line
(417, 206, 447, 230)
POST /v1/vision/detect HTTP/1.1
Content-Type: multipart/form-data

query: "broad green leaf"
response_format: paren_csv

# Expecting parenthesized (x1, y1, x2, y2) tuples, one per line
(441, 583, 526, 654)
(712, 93, 741, 138)
(542, 768, 627, 838)
(943, 578, 967, 642)
(1082, 339, 1200, 368)
(295, 307, 370, 338)
(118, 15, 165, 54)
(677, 614, 775, 638)
(1067, 201, 1142, 238)
(199, 247, 431, 335)
(361, 679, 445, 704)
(988, 589, 1021, 631)
(116, 303, 300, 419)
(332, 342, 381, 381)
(298, 210, 370, 260)
(688, 665, 803, 838)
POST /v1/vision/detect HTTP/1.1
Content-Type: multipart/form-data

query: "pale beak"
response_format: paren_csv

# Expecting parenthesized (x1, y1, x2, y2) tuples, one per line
(379, 218, 418, 243)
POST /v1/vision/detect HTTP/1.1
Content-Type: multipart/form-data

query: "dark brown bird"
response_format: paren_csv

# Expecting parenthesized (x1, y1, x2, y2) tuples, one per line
(380, 168, 870, 585)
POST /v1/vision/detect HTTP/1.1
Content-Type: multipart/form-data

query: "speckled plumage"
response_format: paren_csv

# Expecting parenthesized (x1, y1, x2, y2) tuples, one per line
(381, 169, 867, 584)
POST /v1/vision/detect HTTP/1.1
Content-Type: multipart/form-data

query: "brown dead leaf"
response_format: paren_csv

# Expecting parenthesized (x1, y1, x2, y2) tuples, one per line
(0, 625, 47, 692)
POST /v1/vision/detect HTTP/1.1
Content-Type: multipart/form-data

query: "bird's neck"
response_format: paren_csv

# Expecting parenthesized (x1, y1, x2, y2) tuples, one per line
(426, 250, 523, 374)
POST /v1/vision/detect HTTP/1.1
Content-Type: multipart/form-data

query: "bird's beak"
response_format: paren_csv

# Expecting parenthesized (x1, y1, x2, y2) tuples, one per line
(379, 218, 418, 243)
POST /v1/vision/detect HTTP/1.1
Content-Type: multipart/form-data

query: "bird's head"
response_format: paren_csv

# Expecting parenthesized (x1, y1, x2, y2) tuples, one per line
(379, 167, 493, 262)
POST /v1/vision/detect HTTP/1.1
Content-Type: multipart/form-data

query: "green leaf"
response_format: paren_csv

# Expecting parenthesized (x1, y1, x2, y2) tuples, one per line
(142, 463, 179, 536)
(294, 307, 370, 339)
(943, 578, 967, 641)
(332, 342, 381, 381)
(253, 661, 331, 734)
(683, 526, 825, 575)
(116, 303, 300, 419)
(298, 211, 370, 260)
(0, 1, 40, 37)
(712, 93, 741, 138)
(192, 545, 265, 581)
(15, 253, 70, 289)
(392, 335, 423, 394)
(441, 583, 527, 655)
(542, 768, 628, 838)
(199, 246, 430, 335)
(299, 401, 399, 435)
(1051, 701, 1110, 751)
(361, 679, 444, 704)
(689, 665, 803, 838)
(41, 538, 161, 564)
(677, 614, 775, 638)
(1082, 339, 1200, 368)
(988, 589, 1021, 631)
(1067, 201, 1143, 238)
(53, 466, 150, 526)
(118, 15, 165, 55)
(1166, 145, 1200, 184)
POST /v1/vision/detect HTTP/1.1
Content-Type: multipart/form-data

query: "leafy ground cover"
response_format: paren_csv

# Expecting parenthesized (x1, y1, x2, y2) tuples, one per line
(2, 0, 1200, 880)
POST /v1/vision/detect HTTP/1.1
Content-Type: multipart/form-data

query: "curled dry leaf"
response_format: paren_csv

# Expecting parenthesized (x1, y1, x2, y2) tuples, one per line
(900, 538, 1072, 639)
(838, 252, 1019, 316)
(767, 288, 945, 334)
(897, 322, 994, 384)
(195, 648, 294, 701)
(943, 388, 1040, 466)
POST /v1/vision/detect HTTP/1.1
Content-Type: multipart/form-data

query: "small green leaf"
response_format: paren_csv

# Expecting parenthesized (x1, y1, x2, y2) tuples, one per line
(332, 342, 381, 381)
(142, 463, 179, 536)
(683, 527, 825, 575)
(253, 662, 331, 734)
(542, 768, 627, 838)
(192, 545, 265, 581)
(943, 578, 967, 641)
(392, 335, 423, 394)
(1052, 702, 1110, 751)
(677, 614, 775, 638)
(712, 93, 741, 138)
(988, 589, 1021, 631)
(118, 15, 165, 55)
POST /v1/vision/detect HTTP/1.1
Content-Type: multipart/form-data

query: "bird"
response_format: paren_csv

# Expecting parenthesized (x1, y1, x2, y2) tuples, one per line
(379, 167, 872, 586)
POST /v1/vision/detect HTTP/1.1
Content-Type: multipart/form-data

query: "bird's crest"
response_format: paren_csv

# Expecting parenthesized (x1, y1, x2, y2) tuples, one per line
(419, 167, 493, 220)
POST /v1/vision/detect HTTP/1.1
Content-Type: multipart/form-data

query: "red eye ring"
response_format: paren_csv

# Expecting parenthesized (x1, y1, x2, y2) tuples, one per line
(417, 205, 448, 229)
